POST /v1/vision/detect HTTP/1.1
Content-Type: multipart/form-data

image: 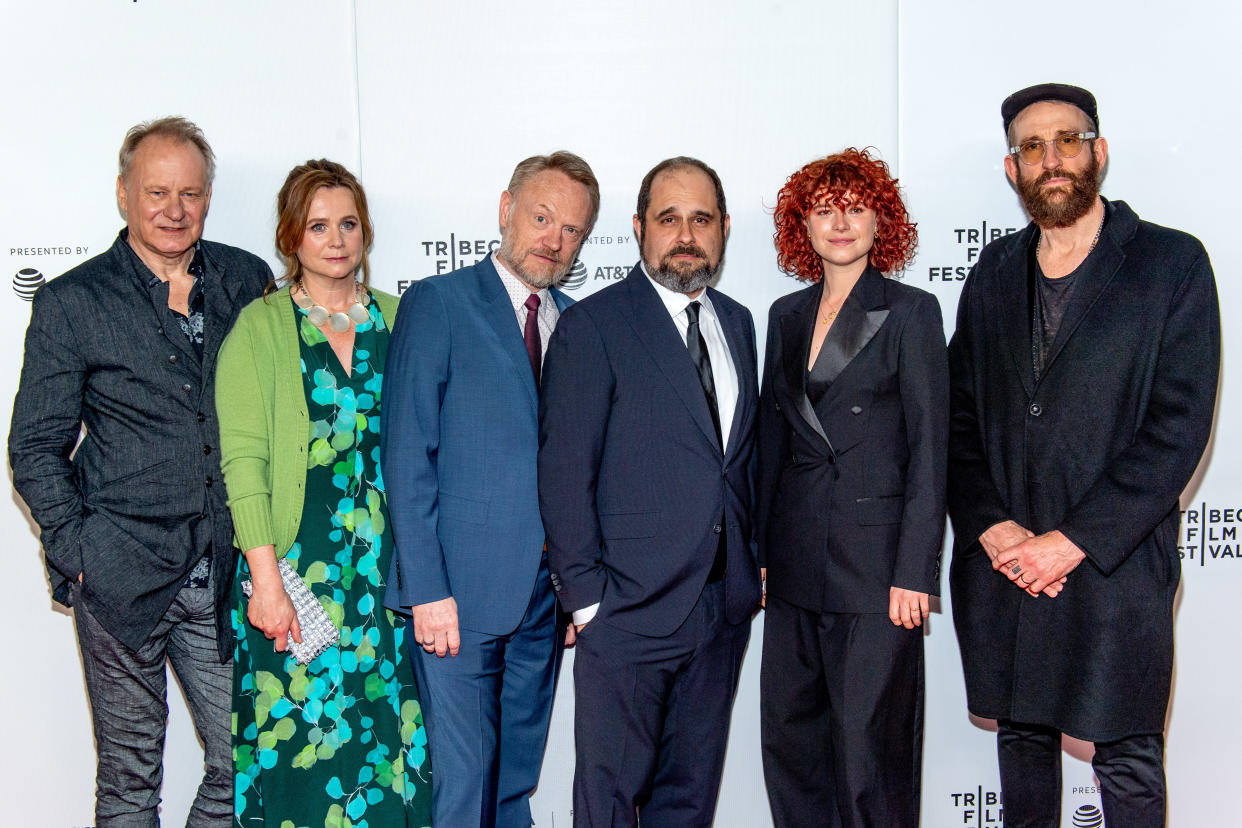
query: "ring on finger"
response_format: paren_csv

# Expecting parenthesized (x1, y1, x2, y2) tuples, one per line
(1011, 565, 1022, 575)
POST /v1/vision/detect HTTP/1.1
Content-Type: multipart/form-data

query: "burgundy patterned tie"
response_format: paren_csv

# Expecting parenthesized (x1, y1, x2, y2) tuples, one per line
(523, 293, 542, 387)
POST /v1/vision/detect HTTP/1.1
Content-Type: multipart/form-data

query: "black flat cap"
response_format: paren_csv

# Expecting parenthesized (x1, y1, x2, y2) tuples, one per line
(1001, 83, 1098, 134)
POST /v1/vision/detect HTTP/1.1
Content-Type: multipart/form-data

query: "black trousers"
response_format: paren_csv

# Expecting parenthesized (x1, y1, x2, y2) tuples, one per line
(760, 595, 924, 828)
(571, 580, 749, 828)
(997, 720, 1166, 828)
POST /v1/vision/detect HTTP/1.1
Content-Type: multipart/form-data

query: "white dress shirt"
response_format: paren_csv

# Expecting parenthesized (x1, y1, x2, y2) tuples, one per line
(573, 266, 740, 627)
(642, 267, 739, 450)
(492, 252, 559, 364)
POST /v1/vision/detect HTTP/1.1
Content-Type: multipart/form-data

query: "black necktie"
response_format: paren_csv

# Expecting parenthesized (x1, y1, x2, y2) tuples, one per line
(685, 301, 722, 449)
(523, 293, 541, 387)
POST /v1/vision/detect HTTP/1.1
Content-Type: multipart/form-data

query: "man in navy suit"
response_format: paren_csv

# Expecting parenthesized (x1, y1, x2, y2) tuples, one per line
(382, 151, 599, 828)
(539, 157, 762, 827)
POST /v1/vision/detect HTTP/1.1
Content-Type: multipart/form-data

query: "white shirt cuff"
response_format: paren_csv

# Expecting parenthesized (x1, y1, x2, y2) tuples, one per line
(572, 603, 600, 626)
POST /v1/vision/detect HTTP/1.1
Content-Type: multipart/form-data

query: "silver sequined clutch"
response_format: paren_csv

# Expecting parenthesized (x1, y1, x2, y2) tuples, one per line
(241, 557, 340, 665)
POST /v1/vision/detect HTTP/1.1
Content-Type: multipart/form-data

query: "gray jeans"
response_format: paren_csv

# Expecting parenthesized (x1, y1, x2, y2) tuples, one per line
(72, 580, 232, 827)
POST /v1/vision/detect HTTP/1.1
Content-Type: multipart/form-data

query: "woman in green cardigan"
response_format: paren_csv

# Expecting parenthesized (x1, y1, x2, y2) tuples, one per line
(217, 159, 430, 827)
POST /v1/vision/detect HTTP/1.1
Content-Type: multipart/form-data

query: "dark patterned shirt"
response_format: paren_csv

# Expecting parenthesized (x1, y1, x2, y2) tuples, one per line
(168, 246, 210, 588)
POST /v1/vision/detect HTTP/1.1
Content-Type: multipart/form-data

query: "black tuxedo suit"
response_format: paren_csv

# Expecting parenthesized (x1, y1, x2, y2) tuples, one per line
(756, 267, 948, 827)
(539, 267, 761, 827)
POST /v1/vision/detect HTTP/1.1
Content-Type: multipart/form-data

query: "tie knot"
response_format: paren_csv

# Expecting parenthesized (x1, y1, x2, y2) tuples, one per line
(525, 293, 541, 312)
(686, 300, 701, 323)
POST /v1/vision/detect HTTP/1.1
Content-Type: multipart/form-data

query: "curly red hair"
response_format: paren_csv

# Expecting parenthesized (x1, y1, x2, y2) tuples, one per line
(773, 148, 917, 281)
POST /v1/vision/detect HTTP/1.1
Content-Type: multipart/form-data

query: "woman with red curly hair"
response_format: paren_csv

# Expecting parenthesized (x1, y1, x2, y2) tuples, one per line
(756, 148, 948, 827)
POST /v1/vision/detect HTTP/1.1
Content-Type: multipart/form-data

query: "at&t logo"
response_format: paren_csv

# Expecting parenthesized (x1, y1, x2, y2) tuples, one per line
(13, 268, 45, 301)
(560, 260, 588, 290)
(1072, 804, 1103, 827)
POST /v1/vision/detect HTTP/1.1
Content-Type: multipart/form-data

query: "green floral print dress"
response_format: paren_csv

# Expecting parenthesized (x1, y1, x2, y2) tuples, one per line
(232, 295, 431, 828)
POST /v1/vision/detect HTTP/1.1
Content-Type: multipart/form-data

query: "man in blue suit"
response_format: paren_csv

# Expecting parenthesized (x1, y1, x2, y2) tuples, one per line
(382, 151, 599, 828)
(539, 157, 762, 827)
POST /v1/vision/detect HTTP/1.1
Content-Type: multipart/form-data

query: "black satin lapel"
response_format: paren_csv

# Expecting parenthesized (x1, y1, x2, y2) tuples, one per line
(812, 303, 890, 387)
(779, 298, 832, 451)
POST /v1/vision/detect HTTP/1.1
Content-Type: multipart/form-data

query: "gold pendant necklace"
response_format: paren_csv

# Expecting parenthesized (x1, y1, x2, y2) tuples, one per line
(819, 302, 844, 324)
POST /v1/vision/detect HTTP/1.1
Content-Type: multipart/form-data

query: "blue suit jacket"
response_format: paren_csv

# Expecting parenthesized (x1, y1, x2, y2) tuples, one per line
(538, 266, 762, 637)
(382, 257, 571, 635)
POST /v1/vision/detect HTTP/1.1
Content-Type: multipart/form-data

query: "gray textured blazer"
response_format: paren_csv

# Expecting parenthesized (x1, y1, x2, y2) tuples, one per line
(10, 230, 270, 659)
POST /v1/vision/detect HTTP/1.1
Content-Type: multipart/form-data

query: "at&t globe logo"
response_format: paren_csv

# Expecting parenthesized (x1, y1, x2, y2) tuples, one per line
(13, 268, 45, 301)
(560, 259, 588, 291)
(1072, 804, 1103, 827)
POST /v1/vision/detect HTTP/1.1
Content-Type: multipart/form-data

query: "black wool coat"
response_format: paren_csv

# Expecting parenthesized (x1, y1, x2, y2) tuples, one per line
(947, 199, 1220, 740)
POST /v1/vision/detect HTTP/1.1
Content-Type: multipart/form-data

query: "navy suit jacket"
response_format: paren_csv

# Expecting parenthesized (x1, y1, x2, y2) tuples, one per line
(538, 266, 762, 637)
(382, 256, 571, 636)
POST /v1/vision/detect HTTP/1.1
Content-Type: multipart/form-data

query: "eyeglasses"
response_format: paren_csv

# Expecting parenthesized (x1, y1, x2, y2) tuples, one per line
(1009, 132, 1097, 165)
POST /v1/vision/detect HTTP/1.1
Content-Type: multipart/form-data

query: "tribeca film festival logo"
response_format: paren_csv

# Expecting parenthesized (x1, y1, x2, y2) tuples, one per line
(948, 786, 1103, 826)
(926, 221, 1019, 283)
(399, 231, 632, 294)
(948, 785, 1003, 826)
(1180, 502, 1242, 567)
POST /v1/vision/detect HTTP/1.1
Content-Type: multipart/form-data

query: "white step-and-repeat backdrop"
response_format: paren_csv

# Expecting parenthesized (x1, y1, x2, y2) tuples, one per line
(3, 2, 1236, 825)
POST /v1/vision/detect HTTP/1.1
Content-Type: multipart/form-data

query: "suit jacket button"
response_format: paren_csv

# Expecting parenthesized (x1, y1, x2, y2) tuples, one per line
(202, 445, 212, 455)
(181, 383, 192, 393)
(1029, 403, 1042, 417)
(168, 354, 178, 365)
(850, 405, 862, 414)
(713, 523, 722, 534)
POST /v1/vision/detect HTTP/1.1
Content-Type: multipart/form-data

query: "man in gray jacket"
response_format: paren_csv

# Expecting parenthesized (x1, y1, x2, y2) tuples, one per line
(10, 117, 270, 827)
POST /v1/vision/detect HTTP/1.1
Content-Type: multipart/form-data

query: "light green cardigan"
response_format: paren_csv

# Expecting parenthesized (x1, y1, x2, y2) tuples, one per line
(216, 285, 400, 556)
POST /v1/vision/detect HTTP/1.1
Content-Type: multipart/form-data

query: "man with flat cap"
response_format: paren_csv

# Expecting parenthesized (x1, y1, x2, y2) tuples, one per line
(948, 83, 1219, 827)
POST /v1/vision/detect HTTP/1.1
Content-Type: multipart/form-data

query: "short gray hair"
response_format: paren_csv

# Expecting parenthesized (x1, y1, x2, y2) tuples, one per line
(118, 116, 216, 186)
(507, 151, 600, 235)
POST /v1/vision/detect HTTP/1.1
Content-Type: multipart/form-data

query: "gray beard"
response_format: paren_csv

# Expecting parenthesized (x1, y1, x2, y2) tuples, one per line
(645, 257, 720, 295)
(497, 238, 565, 290)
